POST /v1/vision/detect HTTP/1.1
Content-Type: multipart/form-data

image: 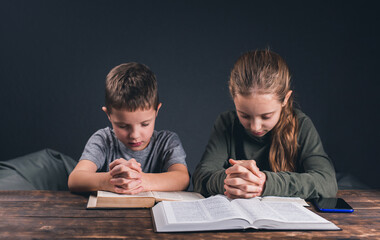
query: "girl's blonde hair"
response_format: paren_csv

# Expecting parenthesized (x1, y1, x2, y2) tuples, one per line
(229, 50, 298, 172)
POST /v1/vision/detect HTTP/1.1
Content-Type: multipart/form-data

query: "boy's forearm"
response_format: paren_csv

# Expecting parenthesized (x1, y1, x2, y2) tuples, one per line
(68, 171, 113, 192)
(141, 171, 189, 192)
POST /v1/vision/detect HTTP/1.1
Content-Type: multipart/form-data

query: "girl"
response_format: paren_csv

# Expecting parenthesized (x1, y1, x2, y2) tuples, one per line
(193, 49, 337, 200)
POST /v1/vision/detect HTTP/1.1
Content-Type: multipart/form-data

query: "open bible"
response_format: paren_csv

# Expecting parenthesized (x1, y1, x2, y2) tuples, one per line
(151, 195, 340, 232)
(87, 190, 204, 208)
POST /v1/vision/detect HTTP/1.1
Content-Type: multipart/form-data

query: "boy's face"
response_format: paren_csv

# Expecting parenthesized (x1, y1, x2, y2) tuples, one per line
(103, 104, 161, 151)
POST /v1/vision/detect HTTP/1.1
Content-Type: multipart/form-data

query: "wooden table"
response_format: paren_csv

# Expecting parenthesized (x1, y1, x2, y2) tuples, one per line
(0, 190, 379, 239)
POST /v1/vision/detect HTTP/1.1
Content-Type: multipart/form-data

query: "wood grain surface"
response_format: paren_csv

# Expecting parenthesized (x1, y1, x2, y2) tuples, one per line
(0, 190, 379, 239)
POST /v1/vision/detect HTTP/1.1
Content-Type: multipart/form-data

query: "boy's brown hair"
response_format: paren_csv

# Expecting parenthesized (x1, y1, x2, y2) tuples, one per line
(105, 62, 159, 112)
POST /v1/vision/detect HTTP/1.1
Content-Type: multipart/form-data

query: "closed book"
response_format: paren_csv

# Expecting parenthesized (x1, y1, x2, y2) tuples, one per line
(87, 190, 204, 208)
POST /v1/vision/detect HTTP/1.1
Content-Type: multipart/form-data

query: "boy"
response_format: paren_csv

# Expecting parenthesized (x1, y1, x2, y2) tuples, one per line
(68, 63, 189, 194)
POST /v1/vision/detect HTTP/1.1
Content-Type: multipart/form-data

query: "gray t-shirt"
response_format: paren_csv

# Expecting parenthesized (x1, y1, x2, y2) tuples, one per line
(80, 127, 187, 173)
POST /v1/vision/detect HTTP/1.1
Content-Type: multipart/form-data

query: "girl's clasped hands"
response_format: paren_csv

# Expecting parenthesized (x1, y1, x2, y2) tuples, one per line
(224, 159, 266, 199)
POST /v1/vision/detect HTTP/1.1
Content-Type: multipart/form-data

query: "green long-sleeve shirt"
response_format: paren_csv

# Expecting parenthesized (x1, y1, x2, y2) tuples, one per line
(193, 109, 338, 200)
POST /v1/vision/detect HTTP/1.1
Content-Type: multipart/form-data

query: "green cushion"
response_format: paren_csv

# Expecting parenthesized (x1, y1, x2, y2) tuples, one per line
(0, 149, 77, 190)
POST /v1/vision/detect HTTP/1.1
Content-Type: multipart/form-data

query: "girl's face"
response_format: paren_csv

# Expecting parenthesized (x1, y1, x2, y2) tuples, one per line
(233, 92, 291, 137)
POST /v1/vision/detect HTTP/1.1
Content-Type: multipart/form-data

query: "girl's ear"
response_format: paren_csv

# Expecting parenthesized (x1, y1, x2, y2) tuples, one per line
(155, 103, 163, 117)
(102, 106, 111, 120)
(282, 90, 293, 107)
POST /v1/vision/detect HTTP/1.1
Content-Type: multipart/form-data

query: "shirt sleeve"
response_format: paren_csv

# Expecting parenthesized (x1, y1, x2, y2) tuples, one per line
(193, 114, 230, 197)
(161, 132, 187, 172)
(262, 117, 338, 199)
(79, 130, 108, 171)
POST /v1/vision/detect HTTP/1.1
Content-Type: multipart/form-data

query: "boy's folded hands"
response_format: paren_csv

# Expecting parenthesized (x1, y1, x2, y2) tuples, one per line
(109, 158, 144, 194)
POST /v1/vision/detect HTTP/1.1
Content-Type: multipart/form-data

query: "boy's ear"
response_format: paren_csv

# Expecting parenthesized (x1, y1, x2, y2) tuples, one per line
(282, 90, 293, 107)
(102, 106, 111, 120)
(156, 103, 162, 116)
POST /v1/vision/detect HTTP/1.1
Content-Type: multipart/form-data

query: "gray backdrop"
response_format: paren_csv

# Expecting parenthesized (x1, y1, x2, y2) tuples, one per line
(1, 0, 379, 188)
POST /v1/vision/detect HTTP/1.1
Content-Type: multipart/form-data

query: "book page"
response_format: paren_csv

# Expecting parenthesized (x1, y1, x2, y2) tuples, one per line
(152, 191, 204, 201)
(162, 195, 243, 224)
(233, 198, 281, 222)
(97, 190, 154, 198)
(235, 198, 327, 223)
(260, 196, 309, 206)
(260, 202, 328, 222)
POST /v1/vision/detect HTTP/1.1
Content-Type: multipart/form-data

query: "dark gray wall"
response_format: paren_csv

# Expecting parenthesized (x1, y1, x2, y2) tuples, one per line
(1, 0, 379, 188)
